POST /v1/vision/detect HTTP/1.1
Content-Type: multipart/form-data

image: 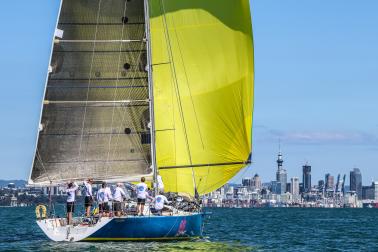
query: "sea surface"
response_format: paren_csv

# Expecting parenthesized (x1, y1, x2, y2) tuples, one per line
(0, 207, 377, 251)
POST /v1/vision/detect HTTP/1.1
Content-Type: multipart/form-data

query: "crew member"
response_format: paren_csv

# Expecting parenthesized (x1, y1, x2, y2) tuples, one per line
(136, 177, 152, 216)
(154, 194, 170, 216)
(113, 183, 127, 217)
(83, 178, 93, 217)
(97, 182, 112, 217)
(66, 182, 78, 225)
(157, 173, 164, 193)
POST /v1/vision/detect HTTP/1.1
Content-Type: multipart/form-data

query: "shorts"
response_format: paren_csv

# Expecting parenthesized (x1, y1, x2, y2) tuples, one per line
(99, 203, 110, 213)
(67, 202, 75, 213)
(155, 206, 168, 216)
(113, 201, 122, 212)
(84, 196, 93, 208)
(137, 198, 146, 205)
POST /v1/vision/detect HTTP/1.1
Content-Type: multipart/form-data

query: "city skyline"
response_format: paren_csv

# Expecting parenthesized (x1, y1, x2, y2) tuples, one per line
(0, 1, 378, 184)
(236, 150, 374, 189)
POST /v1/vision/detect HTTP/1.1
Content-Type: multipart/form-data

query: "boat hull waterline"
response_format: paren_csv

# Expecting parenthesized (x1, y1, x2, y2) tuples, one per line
(37, 213, 203, 242)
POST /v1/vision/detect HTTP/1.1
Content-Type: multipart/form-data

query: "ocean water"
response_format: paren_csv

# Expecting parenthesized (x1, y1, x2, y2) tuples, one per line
(0, 207, 377, 251)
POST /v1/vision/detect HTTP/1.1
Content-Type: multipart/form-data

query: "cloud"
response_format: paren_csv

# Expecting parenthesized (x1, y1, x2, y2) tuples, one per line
(254, 128, 378, 145)
(253, 124, 269, 129)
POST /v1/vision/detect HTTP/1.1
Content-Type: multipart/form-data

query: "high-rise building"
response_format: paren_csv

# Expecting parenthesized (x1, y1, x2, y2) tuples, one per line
(286, 183, 291, 193)
(362, 185, 374, 200)
(302, 164, 311, 192)
(362, 182, 378, 200)
(276, 151, 287, 194)
(252, 174, 262, 190)
(271, 181, 281, 194)
(318, 180, 325, 192)
(299, 183, 304, 193)
(335, 174, 341, 193)
(350, 168, 362, 200)
(325, 173, 334, 191)
(242, 177, 252, 188)
(291, 177, 300, 196)
(374, 182, 378, 201)
(341, 174, 346, 195)
(335, 174, 346, 195)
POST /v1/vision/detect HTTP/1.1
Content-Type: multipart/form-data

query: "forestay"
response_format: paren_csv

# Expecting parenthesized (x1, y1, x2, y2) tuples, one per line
(29, 0, 153, 185)
(149, 0, 254, 196)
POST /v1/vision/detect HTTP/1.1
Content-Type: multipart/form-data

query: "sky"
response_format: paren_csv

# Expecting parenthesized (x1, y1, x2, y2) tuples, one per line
(0, 1, 377, 186)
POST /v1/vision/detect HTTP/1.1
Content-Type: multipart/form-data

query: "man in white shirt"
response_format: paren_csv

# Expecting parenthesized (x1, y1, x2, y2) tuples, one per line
(136, 177, 152, 216)
(154, 194, 170, 216)
(113, 183, 127, 217)
(83, 178, 93, 217)
(157, 174, 164, 193)
(97, 182, 112, 217)
(66, 182, 78, 225)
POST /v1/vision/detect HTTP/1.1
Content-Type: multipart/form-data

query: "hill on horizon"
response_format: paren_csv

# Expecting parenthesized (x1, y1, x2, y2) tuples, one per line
(0, 180, 27, 188)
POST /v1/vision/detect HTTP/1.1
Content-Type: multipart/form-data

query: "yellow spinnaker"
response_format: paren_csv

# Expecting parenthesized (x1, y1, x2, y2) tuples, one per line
(149, 0, 254, 196)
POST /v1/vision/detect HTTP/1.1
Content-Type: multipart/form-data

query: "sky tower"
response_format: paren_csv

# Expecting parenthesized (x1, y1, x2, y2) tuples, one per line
(276, 143, 287, 194)
(277, 151, 283, 170)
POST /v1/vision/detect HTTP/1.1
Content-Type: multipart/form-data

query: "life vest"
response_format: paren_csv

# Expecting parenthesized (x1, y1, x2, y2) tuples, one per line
(35, 205, 47, 219)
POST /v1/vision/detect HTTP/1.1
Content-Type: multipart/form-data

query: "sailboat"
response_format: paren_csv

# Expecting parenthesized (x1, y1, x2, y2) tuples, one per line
(28, 0, 254, 242)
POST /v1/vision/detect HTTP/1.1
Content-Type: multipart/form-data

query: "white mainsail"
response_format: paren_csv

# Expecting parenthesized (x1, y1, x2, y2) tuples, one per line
(29, 0, 154, 185)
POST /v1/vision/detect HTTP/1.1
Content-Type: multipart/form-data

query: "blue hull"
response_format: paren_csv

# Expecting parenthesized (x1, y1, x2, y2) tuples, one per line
(84, 213, 203, 241)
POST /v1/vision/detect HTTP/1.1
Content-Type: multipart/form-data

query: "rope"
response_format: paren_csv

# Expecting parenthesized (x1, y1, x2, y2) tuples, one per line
(106, 0, 155, 171)
(163, 215, 181, 238)
(77, 0, 103, 173)
(105, 0, 129, 177)
(36, 149, 52, 182)
(106, 23, 151, 170)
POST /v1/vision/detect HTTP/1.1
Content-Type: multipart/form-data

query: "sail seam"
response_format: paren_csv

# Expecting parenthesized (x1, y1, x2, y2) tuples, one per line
(58, 22, 145, 26)
(41, 159, 147, 164)
(50, 77, 147, 81)
(159, 161, 251, 170)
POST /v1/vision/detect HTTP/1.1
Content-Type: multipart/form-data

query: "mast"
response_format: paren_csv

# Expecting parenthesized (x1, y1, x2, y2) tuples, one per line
(144, 0, 158, 195)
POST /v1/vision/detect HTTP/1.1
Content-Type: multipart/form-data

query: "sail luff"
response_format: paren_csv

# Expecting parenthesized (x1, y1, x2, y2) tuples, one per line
(157, 0, 198, 196)
(144, 0, 158, 194)
(28, 0, 64, 185)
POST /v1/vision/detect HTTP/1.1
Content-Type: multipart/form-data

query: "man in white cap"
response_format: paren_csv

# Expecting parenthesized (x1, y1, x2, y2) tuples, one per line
(113, 183, 127, 217)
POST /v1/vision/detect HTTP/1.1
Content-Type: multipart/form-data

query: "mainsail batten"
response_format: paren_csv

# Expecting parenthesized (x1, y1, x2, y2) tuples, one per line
(29, 0, 153, 185)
